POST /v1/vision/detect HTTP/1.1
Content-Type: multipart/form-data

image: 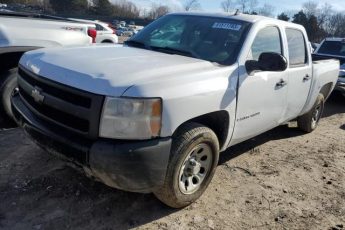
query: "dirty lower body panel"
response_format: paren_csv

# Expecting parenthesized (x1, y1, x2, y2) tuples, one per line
(11, 94, 172, 193)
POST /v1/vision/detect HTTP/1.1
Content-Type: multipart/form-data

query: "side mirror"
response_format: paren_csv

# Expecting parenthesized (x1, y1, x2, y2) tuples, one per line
(245, 52, 288, 75)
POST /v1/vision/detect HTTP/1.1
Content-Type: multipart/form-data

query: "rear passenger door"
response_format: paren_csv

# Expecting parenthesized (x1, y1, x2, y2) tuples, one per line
(285, 28, 312, 120)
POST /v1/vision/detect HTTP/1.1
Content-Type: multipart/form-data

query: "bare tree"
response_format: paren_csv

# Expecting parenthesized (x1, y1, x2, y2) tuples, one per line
(236, 0, 248, 12)
(221, 0, 235, 13)
(317, 3, 333, 28)
(248, 0, 258, 13)
(301, 1, 334, 30)
(327, 13, 345, 37)
(183, 0, 200, 11)
(257, 3, 275, 17)
(302, 1, 318, 18)
(148, 3, 170, 19)
(112, 0, 140, 19)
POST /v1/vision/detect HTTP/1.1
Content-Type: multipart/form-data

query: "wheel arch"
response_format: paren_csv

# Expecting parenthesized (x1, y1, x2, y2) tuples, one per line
(172, 111, 230, 150)
(101, 40, 114, 43)
(319, 82, 334, 100)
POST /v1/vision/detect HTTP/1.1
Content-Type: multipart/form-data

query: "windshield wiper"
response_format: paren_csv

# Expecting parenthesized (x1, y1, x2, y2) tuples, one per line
(125, 40, 150, 49)
(150, 46, 199, 59)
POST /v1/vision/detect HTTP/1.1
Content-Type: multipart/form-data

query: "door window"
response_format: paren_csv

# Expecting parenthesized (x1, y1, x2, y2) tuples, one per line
(286, 28, 308, 66)
(248, 26, 282, 61)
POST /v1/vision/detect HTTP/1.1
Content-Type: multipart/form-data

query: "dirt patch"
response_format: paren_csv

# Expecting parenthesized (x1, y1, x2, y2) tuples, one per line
(118, 36, 129, 44)
(1, 93, 344, 230)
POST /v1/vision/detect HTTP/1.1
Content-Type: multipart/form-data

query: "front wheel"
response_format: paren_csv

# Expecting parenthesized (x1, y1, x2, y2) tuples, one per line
(154, 123, 219, 208)
(297, 94, 325, 133)
(0, 68, 18, 121)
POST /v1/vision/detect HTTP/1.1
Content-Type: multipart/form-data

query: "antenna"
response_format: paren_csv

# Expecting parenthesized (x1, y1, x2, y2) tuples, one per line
(234, 9, 240, 15)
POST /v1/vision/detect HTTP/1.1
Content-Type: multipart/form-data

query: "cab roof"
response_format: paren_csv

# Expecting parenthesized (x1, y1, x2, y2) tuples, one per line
(170, 12, 303, 28)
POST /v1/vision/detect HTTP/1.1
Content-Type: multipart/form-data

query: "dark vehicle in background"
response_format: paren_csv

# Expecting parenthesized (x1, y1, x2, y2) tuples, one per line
(311, 42, 319, 52)
(116, 27, 133, 37)
(314, 38, 345, 96)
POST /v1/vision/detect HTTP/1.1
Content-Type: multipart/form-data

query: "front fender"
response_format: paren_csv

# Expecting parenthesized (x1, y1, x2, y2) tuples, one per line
(122, 64, 239, 144)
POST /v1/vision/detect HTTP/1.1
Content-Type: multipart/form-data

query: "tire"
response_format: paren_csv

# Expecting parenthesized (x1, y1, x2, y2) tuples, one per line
(154, 122, 219, 208)
(297, 94, 324, 133)
(0, 68, 18, 121)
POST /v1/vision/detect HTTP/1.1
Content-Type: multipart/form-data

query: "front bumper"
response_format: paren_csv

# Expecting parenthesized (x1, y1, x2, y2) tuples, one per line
(11, 94, 172, 193)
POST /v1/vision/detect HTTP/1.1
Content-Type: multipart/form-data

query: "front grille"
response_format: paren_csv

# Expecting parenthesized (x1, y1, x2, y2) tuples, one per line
(19, 69, 91, 108)
(17, 66, 104, 139)
(19, 86, 89, 132)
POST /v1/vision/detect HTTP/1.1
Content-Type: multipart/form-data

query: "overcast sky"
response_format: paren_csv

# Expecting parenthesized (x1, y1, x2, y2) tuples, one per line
(111, 0, 345, 15)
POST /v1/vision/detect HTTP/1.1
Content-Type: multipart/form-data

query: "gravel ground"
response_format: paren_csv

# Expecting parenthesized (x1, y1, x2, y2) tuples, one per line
(118, 36, 129, 44)
(0, 92, 344, 230)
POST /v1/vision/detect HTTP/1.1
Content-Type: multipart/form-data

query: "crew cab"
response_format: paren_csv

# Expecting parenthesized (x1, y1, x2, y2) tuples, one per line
(0, 11, 96, 122)
(313, 37, 345, 96)
(11, 13, 339, 208)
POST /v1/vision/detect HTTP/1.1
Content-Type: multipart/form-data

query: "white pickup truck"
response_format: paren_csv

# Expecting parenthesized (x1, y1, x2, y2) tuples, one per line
(0, 11, 96, 122)
(12, 13, 339, 208)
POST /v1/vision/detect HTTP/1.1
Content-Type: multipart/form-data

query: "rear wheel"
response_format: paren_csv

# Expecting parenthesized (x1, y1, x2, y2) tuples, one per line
(297, 94, 324, 133)
(0, 68, 18, 121)
(154, 123, 219, 208)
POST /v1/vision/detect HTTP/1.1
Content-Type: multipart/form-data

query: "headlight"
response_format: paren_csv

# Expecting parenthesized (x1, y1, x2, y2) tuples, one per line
(99, 97, 162, 140)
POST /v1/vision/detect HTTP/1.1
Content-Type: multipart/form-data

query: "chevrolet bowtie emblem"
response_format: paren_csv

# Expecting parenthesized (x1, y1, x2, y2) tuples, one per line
(31, 87, 45, 104)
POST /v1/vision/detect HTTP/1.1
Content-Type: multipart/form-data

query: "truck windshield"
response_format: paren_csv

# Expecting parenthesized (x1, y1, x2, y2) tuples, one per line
(126, 15, 251, 65)
(318, 41, 345, 57)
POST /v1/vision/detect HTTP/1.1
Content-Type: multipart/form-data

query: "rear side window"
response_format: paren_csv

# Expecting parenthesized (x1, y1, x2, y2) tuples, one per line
(95, 24, 105, 31)
(286, 28, 307, 66)
(249, 26, 282, 61)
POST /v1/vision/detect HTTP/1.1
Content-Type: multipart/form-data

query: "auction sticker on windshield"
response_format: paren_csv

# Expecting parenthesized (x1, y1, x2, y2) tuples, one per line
(212, 22, 242, 31)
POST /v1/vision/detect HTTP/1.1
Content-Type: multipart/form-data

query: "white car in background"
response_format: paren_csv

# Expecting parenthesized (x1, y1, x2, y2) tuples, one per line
(70, 18, 118, 44)
(0, 11, 96, 122)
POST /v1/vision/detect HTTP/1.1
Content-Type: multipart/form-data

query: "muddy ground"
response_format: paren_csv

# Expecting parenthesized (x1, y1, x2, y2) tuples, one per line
(0, 93, 344, 230)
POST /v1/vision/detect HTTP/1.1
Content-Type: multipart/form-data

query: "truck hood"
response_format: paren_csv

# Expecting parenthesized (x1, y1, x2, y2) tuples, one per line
(20, 45, 220, 97)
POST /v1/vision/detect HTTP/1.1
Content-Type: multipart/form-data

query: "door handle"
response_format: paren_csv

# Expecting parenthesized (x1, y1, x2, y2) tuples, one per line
(276, 79, 287, 87)
(303, 75, 311, 81)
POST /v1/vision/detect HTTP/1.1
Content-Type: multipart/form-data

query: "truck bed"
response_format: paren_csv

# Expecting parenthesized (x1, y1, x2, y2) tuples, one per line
(312, 53, 345, 65)
(312, 59, 340, 81)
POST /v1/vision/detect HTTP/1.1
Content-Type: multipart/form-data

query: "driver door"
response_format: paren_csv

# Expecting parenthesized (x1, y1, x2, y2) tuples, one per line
(231, 26, 289, 145)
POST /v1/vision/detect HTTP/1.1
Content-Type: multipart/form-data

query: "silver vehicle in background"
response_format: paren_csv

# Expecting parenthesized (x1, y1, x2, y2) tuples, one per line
(0, 11, 96, 122)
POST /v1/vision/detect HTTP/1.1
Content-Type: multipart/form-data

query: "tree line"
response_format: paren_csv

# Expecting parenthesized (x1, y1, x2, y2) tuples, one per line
(1, 0, 142, 19)
(220, 0, 345, 41)
(277, 1, 345, 42)
(1, 0, 344, 41)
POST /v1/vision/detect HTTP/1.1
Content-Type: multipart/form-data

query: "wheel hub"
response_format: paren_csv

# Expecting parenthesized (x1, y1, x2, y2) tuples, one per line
(311, 105, 321, 128)
(178, 143, 213, 195)
(185, 158, 201, 176)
